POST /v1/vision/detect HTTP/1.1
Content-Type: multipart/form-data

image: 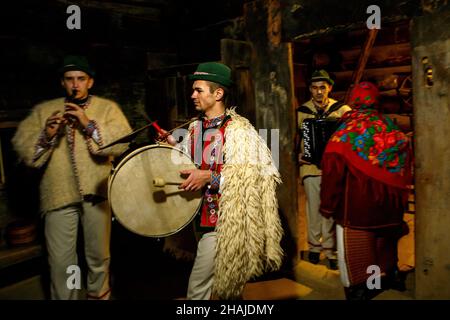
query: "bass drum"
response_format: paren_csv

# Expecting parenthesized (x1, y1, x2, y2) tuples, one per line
(108, 144, 202, 237)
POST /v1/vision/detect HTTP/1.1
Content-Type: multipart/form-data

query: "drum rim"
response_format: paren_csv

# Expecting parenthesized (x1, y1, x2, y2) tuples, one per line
(108, 143, 202, 238)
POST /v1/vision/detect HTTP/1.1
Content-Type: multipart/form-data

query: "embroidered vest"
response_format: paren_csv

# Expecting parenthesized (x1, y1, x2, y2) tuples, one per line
(189, 114, 232, 228)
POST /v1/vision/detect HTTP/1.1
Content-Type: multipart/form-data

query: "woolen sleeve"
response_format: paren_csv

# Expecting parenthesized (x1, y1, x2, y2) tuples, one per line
(85, 102, 132, 157)
(319, 152, 347, 219)
(12, 106, 55, 168)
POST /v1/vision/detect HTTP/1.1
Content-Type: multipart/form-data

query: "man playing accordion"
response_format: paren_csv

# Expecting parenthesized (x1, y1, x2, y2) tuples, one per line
(296, 70, 351, 270)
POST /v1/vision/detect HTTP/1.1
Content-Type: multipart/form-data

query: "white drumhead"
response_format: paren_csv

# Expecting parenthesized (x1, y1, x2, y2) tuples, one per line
(108, 144, 202, 237)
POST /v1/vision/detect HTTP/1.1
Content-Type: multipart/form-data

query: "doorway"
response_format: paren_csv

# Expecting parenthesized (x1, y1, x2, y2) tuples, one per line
(292, 20, 416, 298)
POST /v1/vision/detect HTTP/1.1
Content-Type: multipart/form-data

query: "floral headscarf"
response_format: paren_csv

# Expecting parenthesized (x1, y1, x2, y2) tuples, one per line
(326, 82, 412, 187)
(348, 81, 379, 109)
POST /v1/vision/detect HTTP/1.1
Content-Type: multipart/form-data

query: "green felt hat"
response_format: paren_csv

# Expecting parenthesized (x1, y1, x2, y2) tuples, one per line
(59, 55, 95, 78)
(188, 62, 232, 87)
(310, 69, 334, 86)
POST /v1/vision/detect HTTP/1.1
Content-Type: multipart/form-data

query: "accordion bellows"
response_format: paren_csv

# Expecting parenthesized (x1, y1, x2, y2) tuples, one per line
(301, 117, 341, 166)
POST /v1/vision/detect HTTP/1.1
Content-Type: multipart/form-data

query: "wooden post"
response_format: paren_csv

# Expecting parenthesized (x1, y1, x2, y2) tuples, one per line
(412, 9, 450, 299)
(244, 0, 298, 261)
(221, 39, 256, 124)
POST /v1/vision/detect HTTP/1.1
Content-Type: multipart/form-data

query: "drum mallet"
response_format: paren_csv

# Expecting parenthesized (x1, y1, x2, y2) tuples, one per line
(153, 178, 182, 187)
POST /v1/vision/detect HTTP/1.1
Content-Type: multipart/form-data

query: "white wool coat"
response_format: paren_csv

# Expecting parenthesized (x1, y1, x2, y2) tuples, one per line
(182, 108, 284, 299)
(12, 96, 132, 213)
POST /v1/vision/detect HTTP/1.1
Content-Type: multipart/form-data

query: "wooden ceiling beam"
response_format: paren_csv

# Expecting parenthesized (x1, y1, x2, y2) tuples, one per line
(99, 0, 170, 6)
(54, 0, 162, 21)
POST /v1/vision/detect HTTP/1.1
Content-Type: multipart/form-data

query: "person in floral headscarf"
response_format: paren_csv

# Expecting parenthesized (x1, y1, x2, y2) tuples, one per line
(319, 82, 413, 300)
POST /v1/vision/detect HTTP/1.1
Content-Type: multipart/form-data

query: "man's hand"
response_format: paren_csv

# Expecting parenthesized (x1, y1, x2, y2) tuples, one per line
(156, 128, 177, 146)
(45, 111, 67, 140)
(179, 169, 211, 191)
(64, 102, 90, 128)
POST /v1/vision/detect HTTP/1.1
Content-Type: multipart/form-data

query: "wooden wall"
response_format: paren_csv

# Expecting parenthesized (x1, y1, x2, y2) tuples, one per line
(412, 9, 450, 299)
(243, 0, 298, 262)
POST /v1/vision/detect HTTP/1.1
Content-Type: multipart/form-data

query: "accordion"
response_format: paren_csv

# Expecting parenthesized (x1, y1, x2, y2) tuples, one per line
(301, 117, 341, 166)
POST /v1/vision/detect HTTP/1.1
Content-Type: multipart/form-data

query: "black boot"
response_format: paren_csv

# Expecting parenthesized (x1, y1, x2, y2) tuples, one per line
(308, 252, 320, 264)
(384, 269, 407, 292)
(344, 285, 368, 300)
(344, 284, 384, 300)
(328, 258, 338, 270)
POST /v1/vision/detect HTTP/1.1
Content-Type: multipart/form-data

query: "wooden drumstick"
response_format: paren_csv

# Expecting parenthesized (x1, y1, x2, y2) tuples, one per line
(153, 177, 182, 187)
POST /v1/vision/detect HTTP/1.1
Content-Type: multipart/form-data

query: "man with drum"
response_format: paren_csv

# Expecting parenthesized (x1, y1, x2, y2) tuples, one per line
(12, 55, 132, 299)
(162, 62, 284, 300)
(296, 70, 351, 270)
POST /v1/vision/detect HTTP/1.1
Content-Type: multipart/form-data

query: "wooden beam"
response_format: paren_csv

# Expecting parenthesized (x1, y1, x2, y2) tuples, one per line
(412, 9, 450, 299)
(292, 15, 410, 41)
(352, 29, 379, 85)
(267, 0, 281, 47)
(344, 28, 378, 103)
(0, 121, 19, 129)
(0, 244, 43, 269)
(244, 0, 299, 254)
(221, 39, 255, 124)
(55, 0, 161, 20)
(99, 0, 170, 7)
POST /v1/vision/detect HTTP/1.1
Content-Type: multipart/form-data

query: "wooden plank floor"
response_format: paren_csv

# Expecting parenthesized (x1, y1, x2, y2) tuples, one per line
(243, 278, 312, 300)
